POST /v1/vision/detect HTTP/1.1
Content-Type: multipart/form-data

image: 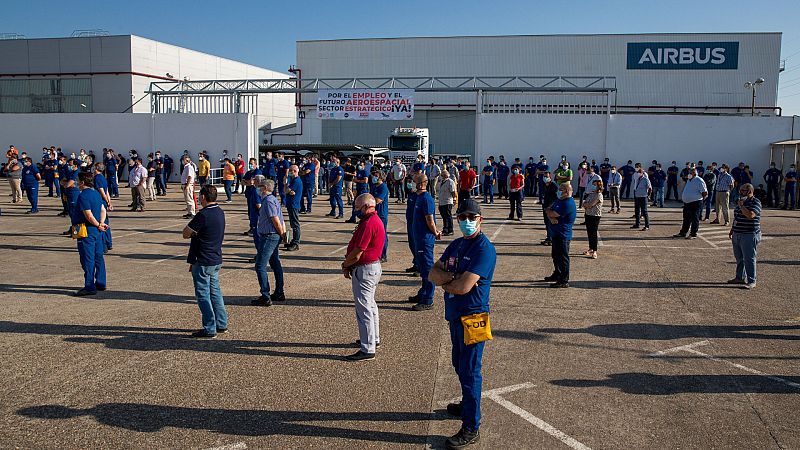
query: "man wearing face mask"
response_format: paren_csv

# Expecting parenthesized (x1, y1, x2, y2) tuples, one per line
(620, 160, 635, 199)
(545, 183, 576, 288)
(370, 168, 390, 262)
(673, 167, 708, 239)
(650, 164, 667, 208)
(409, 173, 442, 311)
(197, 152, 210, 186)
(458, 161, 477, 204)
(346, 160, 370, 224)
(763, 162, 783, 208)
(497, 159, 510, 200)
(327, 157, 345, 219)
(404, 175, 420, 275)
(481, 158, 495, 204)
(342, 193, 386, 361)
(540, 173, 559, 245)
(524, 157, 537, 198)
(607, 165, 622, 214)
(665, 161, 679, 202)
(285, 165, 304, 251)
(631, 165, 651, 230)
(429, 198, 496, 449)
(782, 165, 797, 210)
(508, 166, 524, 221)
(599, 158, 612, 195)
(536, 158, 550, 204)
(711, 164, 734, 225)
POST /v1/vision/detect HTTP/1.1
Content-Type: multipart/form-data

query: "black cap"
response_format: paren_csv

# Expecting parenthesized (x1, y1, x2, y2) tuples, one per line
(456, 199, 481, 216)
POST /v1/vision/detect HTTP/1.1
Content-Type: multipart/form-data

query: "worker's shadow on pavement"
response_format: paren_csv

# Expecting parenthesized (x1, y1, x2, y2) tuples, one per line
(0, 321, 352, 361)
(17, 403, 443, 444)
(550, 373, 800, 394)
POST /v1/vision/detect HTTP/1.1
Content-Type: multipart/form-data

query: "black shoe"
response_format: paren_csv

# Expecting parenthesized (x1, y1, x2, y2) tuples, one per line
(446, 402, 462, 417)
(540, 240, 551, 246)
(61, 230, 72, 236)
(550, 282, 570, 288)
(412, 302, 433, 311)
(345, 350, 375, 361)
(404, 266, 419, 273)
(270, 292, 286, 302)
(216, 328, 228, 334)
(57, 212, 67, 217)
(445, 427, 480, 449)
(672, 233, 686, 238)
(96, 285, 106, 291)
(286, 244, 299, 251)
(407, 295, 420, 303)
(251, 296, 272, 306)
(73, 289, 96, 297)
(380, 257, 388, 263)
(191, 330, 217, 338)
(543, 275, 558, 282)
(345, 218, 357, 223)
(630, 224, 640, 229)
(247, 257, 256, 264)
(352, 339, 381, 348)
(325, 213, 336, 217)
(242, 230, 251, 236)
(335, 215, 344, 219)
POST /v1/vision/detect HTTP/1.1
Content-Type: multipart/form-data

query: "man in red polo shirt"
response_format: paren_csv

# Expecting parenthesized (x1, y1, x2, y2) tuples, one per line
(458, 161, 477, 204)
(341, 193, 386, 361)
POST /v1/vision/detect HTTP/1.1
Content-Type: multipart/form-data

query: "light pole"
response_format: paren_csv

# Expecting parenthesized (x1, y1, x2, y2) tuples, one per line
(744, 78, 765, 116)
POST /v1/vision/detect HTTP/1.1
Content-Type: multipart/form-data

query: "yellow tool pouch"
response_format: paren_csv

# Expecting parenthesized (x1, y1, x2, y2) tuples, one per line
(461, 312, 492, 345)
(71, 224, 88, 239)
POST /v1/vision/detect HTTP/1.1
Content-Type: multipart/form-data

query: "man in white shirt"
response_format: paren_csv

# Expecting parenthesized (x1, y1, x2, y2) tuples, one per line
(181, 155, 197, 218)
(391, 159, 407, 203)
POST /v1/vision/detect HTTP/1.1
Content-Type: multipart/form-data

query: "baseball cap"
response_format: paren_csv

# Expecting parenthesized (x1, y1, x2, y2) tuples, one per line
(456, 199, 481, 216)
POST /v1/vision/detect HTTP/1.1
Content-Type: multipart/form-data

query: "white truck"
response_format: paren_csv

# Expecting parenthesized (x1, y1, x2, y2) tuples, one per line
(388, 127, 429, 165)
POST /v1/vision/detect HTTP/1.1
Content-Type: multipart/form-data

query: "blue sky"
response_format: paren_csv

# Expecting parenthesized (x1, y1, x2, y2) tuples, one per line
(5, 0, 800, 115)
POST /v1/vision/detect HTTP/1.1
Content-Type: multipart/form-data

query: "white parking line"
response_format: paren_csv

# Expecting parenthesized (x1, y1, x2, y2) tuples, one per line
(438, 383, 592, 450)
(489, 220, 507, 242)
(650, 340, 800, 391)
(697, 233, 719, 249)
(202, 442, 246, 450)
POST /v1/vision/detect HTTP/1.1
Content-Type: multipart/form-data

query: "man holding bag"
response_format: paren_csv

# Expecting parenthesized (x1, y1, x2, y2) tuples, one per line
(430, 199, 497, 449)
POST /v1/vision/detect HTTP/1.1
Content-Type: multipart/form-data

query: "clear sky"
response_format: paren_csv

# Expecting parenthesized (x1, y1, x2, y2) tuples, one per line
(4, 0, 800, 115)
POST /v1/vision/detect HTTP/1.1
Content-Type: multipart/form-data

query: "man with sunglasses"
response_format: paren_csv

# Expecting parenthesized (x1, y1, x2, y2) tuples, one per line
(545, 183, 577, 288)
(429, 198, 496, 449)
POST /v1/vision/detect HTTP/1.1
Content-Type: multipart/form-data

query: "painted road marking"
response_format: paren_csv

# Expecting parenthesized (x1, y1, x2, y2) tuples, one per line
(697, 233, 719, 249)
(438, 383, 592, 450)
(489, 220, 508, 242)
(202, 442, 247, 450)
(650, 340, 800, 391)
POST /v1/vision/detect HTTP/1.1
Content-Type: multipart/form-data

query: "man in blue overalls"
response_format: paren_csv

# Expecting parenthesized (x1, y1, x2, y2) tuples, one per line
(43, 150, 58, 197)
(61, 159, 81, 235)
(275, 152, 290, 204)
(104, 149, 119, 198)
(243, 159, 262, 238)
(93, 163, 113, 252)
(481, 159, 495, 204)
(326, 156, 345, 219)
(370, 167, 390, 263)
(346, 160, 370, 223)
(72, 172, 108, 296)
(404, 177, 419, 276)
(430, 198, 496, 449)
(21, 157, 41, 214)
(409, 173, 442, 311)
(300, 157, 316, 214)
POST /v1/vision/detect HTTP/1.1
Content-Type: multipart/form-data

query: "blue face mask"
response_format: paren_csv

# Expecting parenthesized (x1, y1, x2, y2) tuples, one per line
(459, 219, 478, 236)
(371, 176, 378, 184)
(355, 209, 365, 219)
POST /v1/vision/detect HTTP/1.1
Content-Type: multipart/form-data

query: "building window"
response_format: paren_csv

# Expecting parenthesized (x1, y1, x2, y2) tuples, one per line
(0, 78, 92, 113)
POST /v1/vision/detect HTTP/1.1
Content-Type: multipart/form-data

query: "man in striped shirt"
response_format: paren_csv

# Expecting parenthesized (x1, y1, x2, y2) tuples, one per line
(728, 183, 761, 290)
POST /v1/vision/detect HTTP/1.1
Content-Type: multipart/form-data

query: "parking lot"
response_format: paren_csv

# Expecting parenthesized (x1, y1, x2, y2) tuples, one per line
(0, 186, 798, 449)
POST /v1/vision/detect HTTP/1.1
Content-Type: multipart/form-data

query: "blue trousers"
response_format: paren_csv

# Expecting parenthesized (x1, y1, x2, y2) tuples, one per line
(542, 208, 552, 241)
(551, 234, 570, 283)
(702, 195, 713, 220)
(107, 172, 118, 196)
(621, 179, 632, 199)
(301, 184, 313, 212)
(329, 188, 344, 216)
(415, 236, 435, 303)
(449, 320, 485, 432)
(191, 263, 227, 335)
(77, 232, 106, 292)
(256, 233, 284, 298)
(653, 186, 664, 207)
(732, 232, 761, 284)
(102, 212, 112, 250)
(406, 221, 417, 268)
(482, 180, 494, 203)
(223, 180, 233, 201)
(44, 173, 55, 196)
(785, 183, 797, 208)
(379, 215, 388, 259)
(25, 185, 38, 212)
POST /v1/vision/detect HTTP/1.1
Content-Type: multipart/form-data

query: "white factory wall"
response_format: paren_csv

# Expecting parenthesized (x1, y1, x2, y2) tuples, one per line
(0, 113, 253, 178)
(129, 35, 296, 128)
(476, 114, 793, 182)
(297, 33, 781, 110)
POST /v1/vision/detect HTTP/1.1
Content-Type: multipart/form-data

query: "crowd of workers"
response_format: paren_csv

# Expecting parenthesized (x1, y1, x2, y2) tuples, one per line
(2, 142, 787, 449)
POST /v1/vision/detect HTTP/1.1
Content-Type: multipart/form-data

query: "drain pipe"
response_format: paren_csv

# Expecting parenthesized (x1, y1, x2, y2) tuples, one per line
(269, 66, 304, 145)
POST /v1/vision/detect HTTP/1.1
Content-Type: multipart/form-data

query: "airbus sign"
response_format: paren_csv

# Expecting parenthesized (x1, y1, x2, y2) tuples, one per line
(627, 42, 739, 70)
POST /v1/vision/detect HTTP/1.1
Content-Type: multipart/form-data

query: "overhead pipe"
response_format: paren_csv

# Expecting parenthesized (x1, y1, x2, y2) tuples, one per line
(269, 66, 304, 145)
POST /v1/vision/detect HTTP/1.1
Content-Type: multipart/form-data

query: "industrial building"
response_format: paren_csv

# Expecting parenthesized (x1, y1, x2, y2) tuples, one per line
(1, 32, 797, 176)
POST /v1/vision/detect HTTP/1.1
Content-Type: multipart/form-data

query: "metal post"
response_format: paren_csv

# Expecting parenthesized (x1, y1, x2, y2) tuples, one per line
(751, 87, 756, 116)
